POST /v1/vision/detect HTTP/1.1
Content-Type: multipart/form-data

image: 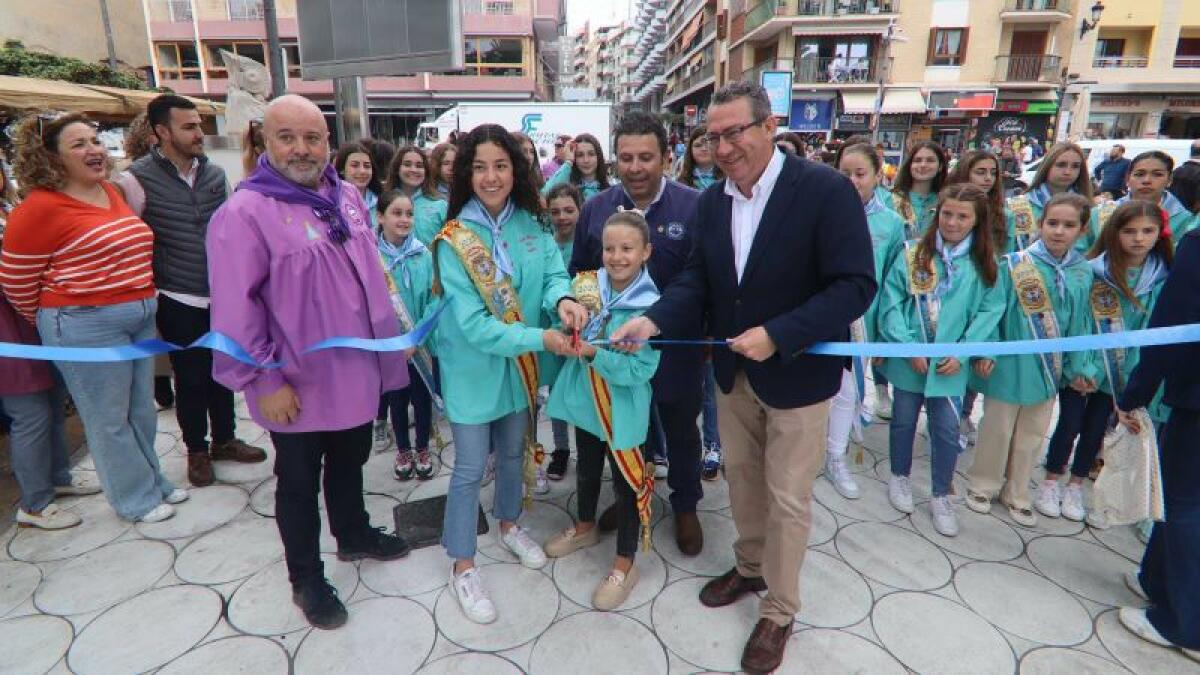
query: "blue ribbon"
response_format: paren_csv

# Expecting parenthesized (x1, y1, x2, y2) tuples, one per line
(304, 302, 447, 354)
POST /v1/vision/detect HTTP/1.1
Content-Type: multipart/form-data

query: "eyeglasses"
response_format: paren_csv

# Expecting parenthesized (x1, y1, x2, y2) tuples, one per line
(702, 118, 766, 147)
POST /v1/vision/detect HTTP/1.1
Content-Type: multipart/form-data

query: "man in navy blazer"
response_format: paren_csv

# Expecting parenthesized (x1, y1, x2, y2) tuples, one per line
(613, 82, 876, 673)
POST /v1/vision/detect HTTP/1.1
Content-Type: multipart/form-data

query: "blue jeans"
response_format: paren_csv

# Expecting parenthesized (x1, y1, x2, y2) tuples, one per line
(37, 299, 175, 520)
(889, 388, 960, 497)
(442, 410, 528, 560)
(3, 379, 71, 512)
(701, 362, 720, 449)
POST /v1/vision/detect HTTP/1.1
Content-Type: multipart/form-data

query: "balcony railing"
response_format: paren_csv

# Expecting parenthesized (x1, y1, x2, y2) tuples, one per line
(796, 55, 885, 83)
(671, 61, 716, 95)
(1002, 0, 1070, 11)
(794, 0, 898, 15)
(1092, 56, 1150, 69)
(994, 54, 1061, 83)
(743, 0, 782, 34)
(668, 0, 709, 37)
(1174, 56, 1200, 68)
(741, 58, 794, 85)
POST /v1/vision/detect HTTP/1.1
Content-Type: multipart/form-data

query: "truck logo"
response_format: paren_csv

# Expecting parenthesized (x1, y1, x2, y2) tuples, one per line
(520, 113, 543, 134)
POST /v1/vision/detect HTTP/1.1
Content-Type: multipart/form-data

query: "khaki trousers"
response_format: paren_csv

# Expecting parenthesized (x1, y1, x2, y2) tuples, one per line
(967, 396, 1055, 511)
(717, 371, 829, 626)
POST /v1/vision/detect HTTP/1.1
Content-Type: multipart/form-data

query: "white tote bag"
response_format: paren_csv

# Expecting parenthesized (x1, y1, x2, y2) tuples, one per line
(1090, 409, 1165, 527)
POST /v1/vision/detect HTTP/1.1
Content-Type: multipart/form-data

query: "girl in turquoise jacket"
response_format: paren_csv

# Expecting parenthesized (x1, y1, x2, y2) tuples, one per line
(1004, 143, 1094, 253)
(676, 127, 722, 191)
(541, 133, 614, 202)
(382, 145, 449, 246)
(544, 210, 661, 611)
(376, 190, 442, 482)
(879, 184, 1006, 537)
(1085, 151, 1197, 254)
(881, 140, 948, 239)
(965, 193, 1098, 528)
(1041, 199, 1173, 523)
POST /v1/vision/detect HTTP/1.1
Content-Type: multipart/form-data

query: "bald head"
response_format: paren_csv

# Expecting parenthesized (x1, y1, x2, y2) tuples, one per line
(263, 94, 329, 187)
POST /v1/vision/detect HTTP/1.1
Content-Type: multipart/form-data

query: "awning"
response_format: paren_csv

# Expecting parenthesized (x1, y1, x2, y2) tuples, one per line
(0, 76, 223, 118)
(840, 91, 878, 114)
(681, 12, 704, 47)
(881, 89, 926, 114)
(80, 85, 223, 117)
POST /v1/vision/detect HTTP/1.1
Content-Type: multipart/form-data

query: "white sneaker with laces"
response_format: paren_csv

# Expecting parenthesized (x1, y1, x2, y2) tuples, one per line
(500, 525, 547, 569)
(1124, 570, 1149, 602)
(875, 385, 892, 420)
(54, 475, 101, 496)
(165, 488, 189, 505)
(930, 496, 959, 537)
(1060, 483, 1086, 522)
(534, 467, 551, 495)
(825, 454, 861, 500)
(1118, 607, 1172, 647)
(138, 503, 175, 523)
(451, 567, 497, 624)
(888, 474, 914, 514)
(16, 503, 81, 530)
(1034, 479, 1062, 518)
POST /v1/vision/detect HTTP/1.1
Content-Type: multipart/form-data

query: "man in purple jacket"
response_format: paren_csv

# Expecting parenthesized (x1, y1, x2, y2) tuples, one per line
(208, 95, 410, 630)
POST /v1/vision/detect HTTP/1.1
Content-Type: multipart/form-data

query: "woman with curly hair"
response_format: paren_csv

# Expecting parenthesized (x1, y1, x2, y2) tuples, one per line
(433, 123, 588, 624)
(0, 112, 185, 524)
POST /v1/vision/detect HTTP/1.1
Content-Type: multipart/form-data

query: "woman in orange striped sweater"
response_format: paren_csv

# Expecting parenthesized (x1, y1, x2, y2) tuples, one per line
(0, 113, 186, 524)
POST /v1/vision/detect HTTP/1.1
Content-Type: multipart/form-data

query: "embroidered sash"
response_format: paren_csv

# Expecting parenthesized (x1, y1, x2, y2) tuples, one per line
(1096, 200, 1118, 234)
(895, 194, 920, 240)
(432, 220, 544, 504)
(379, 253, 445, 412)
(1005, 251, 1063, 389)
(1089, 280, 1127, 394)
(1009, 195, 1038, 251)
(572, 272, 654, 549)
(903, 240, 940, 343)
(848, 317, 871, 461)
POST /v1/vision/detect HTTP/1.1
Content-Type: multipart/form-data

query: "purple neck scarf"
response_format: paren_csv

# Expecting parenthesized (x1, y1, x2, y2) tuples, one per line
(239, 153, 351, 243)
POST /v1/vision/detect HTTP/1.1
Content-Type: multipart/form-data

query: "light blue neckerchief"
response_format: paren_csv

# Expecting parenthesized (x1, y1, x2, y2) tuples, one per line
(933, 231, 973, 299)
(581, 267, 660, 342)
(1027, 183, 1056, 210)
(378, 233, 427, 289)
(864, 191, 886, 216)
(436, 182, 450, 196)
(1112, 191, 1188, 219)
(459, 197, 516, 280)
(1090, 252, 1168, 305)
(1027, 239, 1084, 302)
(693, 167, 716, 189)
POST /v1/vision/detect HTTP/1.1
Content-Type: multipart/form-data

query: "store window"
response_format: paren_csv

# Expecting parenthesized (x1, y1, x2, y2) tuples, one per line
(156, 42, 201, 80)
(1087, 113, 1141, 140)
(462, 38, 525, 76)
(927, 28, 968, 66)
(204, 41, 266, 78)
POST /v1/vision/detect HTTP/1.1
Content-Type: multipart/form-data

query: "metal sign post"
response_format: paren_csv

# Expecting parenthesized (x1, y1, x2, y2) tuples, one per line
(335, 77, 369, 143)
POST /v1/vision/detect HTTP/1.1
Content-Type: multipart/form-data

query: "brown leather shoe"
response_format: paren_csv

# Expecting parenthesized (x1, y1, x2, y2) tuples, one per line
(210, 439, 268, 463)
(741, 618, 791, 674)
(597, 504, 618, 533)
(699, 567, 767, 608)
(674, 511, 703, 556)
(187, 453, 215, 487)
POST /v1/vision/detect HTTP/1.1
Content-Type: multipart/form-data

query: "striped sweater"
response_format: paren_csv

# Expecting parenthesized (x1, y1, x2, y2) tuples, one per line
(0, 184, 155, 322)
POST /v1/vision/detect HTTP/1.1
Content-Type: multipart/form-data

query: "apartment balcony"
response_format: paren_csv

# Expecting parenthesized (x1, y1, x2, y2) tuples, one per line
(994, 54, 1061, 86)
(1092, 56, 1150, 69)
(533, 0, 564, 41)
(1173, 56, 1200, 68)
(734, 0, 899, 47)
(665, 61, 716, 103)
(666, 19, 717, 75)
(462, 0, 535, 35)
(999, 0, 1072, 23)
(668, 0, 714, 37)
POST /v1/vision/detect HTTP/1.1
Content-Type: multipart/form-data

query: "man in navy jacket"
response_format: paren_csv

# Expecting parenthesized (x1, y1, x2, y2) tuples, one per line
(613, 82, 876, 673)
(570, 111, 707, 556)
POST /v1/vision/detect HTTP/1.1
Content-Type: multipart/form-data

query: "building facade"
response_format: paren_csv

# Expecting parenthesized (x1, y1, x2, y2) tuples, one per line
(629, 0, 670, 109)
(2, 0, 152, 77)
(141, 0, 564, 141)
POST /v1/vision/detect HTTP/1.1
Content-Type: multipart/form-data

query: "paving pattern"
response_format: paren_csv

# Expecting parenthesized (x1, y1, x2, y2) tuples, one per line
(2, 394, 1197, 674)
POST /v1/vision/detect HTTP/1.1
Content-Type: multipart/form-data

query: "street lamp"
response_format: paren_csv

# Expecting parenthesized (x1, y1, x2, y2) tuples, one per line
(1080, 1, 1105, 39)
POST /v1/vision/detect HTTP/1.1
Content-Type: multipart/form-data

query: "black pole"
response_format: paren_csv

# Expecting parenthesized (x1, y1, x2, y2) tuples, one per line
(263, 0, 287, 98)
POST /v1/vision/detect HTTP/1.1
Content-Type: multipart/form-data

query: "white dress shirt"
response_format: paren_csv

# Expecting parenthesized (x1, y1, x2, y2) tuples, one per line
(725, 148, 785, 283)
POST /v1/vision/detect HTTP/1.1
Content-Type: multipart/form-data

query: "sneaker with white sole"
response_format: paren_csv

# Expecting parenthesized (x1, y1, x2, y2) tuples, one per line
(593, 565, 640, 611)
(888, 474, 914, 514)
(1124, 570, 1149, 602)
(825, 454, 861, 500)
(1006, 502, 1038, 528)
(53, 476, 101, 497)
(544, 526, 600, 558)
(930, 496, 959, 537)
(16, 503, 81, 530)
(451, 566, 497, 624)
(500, 525, 547, 569)
(138, 503, 175, 523)
(165, 488, 189, 505)
(1034, 479, 1062, 518)
(965, 491, 991, 514)
(1061, 484, 1086, 522)
(1118, 607, 1172, 647)
(534, 467, 551, 495)
(875, 385, 892, 420)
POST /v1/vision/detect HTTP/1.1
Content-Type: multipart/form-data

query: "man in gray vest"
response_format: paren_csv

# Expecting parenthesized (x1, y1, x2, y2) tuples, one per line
(116, 95, 266, 487)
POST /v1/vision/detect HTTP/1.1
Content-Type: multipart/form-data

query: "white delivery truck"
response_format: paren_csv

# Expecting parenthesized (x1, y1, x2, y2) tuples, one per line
(417, 102, 614, 159)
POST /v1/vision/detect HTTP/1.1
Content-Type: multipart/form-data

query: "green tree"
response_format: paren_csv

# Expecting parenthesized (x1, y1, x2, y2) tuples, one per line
(0, 42, 147, 90)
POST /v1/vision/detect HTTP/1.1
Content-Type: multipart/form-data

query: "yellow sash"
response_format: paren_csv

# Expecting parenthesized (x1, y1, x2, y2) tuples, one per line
(1096, 200, 1118, 232)
(1089, 280, 1127, 392)
(1009, 195, 1038, 249)
(895, 194, 919, 239)
(432, 220, 544, 504)
(904, 241, 940, 341)
(1006, 252, 1062, 387)
(572, 271, 654, 549)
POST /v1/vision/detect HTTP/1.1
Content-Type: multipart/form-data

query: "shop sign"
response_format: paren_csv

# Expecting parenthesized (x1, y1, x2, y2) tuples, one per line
(879, 114, 911, 131)
(684, 105, 699, 126)
(976, 112, 1052, 146)
(1166, 98, 1200, 112)
(789, 98, 834, 132)
(997, 100, 1059, 114)
(926, 90, 998, 112)
(837, 113, 871, 131)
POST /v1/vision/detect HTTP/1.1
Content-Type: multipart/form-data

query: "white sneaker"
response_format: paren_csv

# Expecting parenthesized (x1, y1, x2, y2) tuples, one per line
(372, 419, 391, 451)
(16, 503, 81, 530)
(138, 503, 175, 523)
(1061, 484, 1086, 522)
(825, 454, 861, 500)
(930, 496, 959, 537)
(888, 474, 914, 514)
(534, 467, 550, 495)
(500, 525, 547, 569)
(451, 566, 497, 624)
(875, 385, 892, 420)
(1118, 607, 1172, 647)
(1034, 479, 1062, 518)
(1124, 570, 1149, 602)
(54, 475, 101, 497)
(165, 488, 189, 505)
